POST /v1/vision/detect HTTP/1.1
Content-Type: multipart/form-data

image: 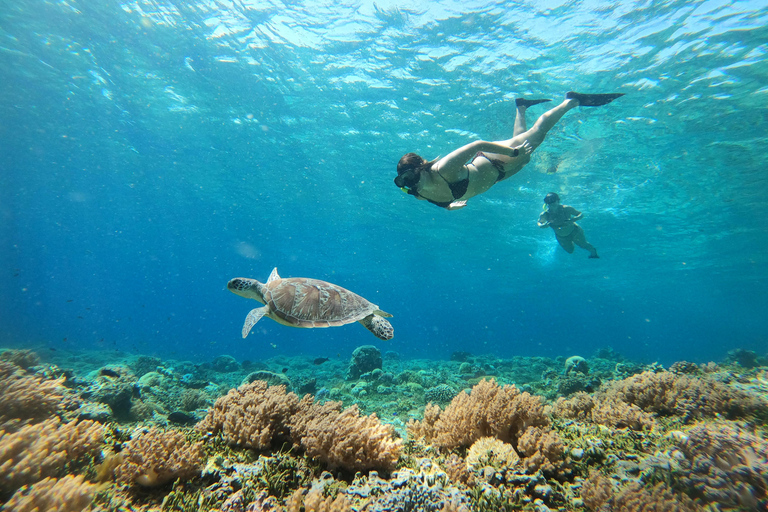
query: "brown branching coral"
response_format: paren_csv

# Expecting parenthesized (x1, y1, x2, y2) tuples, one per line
(0, 418, 104, 495)
(3, 475, 99, 512)
(197, 380, 300, 449)
(115, 428, 204, 487)
(675, 423, 768, 509)
(406, 379, 549, 450)
(290, 395, 402, 472)
(550, 393, 655, 430)
(581, 471, 698, 511)
(285, 486, 354, 512)
(550, 370, 763, 430)
(516, 426, 568, 477)
(198, 380, 402, 473)
(0, 360, 75, 425)
(605, 370, 762, 421)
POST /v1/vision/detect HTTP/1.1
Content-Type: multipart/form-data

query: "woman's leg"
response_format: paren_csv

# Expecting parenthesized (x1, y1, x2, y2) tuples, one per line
(571, 226, 598, 257)
(513, 105, 528, 137)
(556, 235, 576, 253)
(503, 98, 578, 149)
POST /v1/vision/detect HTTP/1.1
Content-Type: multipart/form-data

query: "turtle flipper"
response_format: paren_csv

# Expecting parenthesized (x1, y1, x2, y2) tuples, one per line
(360, 314, 394, 340)
(242, 307, 267, 338)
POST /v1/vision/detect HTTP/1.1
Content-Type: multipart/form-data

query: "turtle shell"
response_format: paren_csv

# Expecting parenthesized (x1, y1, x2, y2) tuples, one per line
(264, 277, 378, 327)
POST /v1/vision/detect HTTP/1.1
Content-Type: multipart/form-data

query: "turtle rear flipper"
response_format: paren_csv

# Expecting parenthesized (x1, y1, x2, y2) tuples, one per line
(243, 307, 267, 338)
(361, 314, 393, 340)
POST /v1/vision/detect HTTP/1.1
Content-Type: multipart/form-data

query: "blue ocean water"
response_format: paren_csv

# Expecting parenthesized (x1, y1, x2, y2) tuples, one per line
(1, 0, 766, 366)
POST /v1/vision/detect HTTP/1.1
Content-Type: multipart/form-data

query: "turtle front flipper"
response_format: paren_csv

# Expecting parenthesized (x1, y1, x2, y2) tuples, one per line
(360, 314, 394, 340)
(242, 307, 267, 338)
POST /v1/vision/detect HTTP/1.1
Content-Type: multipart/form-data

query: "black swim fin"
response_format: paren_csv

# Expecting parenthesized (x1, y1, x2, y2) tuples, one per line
(515, 98, 552, 108)
(566, 91, 624, 106)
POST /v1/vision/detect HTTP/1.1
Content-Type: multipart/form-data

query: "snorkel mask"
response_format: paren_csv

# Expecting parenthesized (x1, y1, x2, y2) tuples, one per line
(543, 192, 560, 210)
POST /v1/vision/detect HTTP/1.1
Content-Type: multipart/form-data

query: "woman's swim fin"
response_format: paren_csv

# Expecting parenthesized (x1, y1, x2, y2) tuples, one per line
(566, 91, 624, 106)
(515, 98, 552, 108)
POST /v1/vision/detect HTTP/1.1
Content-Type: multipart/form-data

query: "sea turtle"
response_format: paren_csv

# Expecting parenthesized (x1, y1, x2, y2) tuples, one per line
(227, 268, 394, 340)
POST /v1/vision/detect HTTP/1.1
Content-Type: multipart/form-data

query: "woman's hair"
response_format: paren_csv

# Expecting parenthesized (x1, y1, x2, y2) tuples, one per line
(544, 192, 560, 204)
(395, 153, 433, 189)
(397, 153, 427, 175)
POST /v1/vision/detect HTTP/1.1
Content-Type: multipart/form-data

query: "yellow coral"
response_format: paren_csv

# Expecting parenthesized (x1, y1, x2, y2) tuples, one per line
(465, 437, 520, 471)
(0, 418, 104, 495)
(290, 396, 402, 472)
(115, 428, 203, 487)
(3, 475, 98, 512)
(198, 380, 300, 449)
(0, 361, 74, 424)
(407, 379, 549, 450)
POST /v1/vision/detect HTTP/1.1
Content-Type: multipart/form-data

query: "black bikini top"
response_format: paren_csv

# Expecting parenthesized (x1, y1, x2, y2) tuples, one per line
(408, 152, 508, 209)
(408, 167, 469, 209)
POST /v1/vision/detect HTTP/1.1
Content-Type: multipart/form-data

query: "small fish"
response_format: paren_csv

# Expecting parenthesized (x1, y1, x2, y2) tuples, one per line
(282, 367, 288, 373)
(313, 357, 330, 365)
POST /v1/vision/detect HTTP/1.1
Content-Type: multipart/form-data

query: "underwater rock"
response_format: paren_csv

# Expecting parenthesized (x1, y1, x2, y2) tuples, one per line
(725, 348, 762, 368)
(242, 370, 291, 390)
(167, 411, 198, 425)
(81, 365, 137, 419)
(564, 356, 588, 375)
(130, 355, 162, 378)
(211, 355, 241, 373)
(180, 374, 209, 389)
(0, 349, 41, 370)
(450, 351, 473, 363)
(76, 402, 112, 422)
(347, 345, 382, 380)
(669, 361, 700, 375)
(294, 376, 317, 395)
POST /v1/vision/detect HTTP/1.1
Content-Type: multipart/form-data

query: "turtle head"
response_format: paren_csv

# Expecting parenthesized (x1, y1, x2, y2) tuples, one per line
(227, 278, 266, 304)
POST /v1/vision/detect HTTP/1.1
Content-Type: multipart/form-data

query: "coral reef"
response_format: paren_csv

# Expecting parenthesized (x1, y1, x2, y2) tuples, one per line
(198, 380, 300, 449)
(200, 379, 402, 473)
(347, 345, 382, 380)
(581, 471, 699, 511)
(115, 428, 204, 487)
(675, 422, 768, 509)
(0, 360, 75, 424)
(0, 417, 104, 496)
(407, 379, 549, 450)
(3, 475, 99, 512)
(289, 396, 402, 472)
(0, 345, 765, 512)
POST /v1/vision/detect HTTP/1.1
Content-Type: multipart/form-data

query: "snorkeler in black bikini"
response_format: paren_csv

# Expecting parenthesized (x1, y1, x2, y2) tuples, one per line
(395, 92, 623, 210)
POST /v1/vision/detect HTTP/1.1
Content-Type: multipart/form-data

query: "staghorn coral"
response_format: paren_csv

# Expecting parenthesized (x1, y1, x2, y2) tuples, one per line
(198, 380, 301, 449)
(115, 428, 204, 487)
(289, 395, 402, 472)
(3, 474, 98, 512)
(675, 422, 768, 509)
(0, 360, 75, 425)
(0, 417, 104, 495)
(406, 379, 549, 450)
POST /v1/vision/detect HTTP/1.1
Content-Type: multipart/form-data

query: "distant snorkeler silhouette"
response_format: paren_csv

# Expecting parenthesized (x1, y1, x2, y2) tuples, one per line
(537, 192, 599, 258)
(395, 92, 623, 210)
